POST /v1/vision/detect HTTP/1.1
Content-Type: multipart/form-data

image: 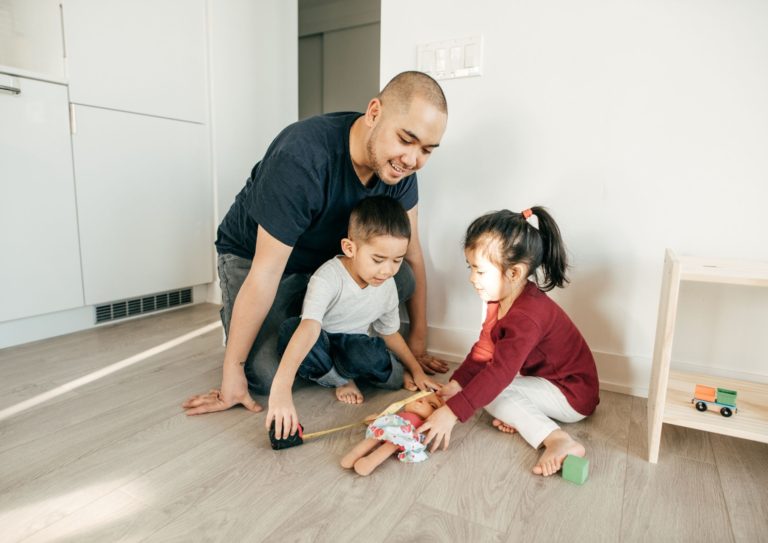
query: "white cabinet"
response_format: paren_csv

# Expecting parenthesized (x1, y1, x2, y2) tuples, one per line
(61, 0, 214, 306)
(0, 0, 66, 80)
(0, 76, 84, 322)
(71, 105, 213, 305)
(62, 0, 207, 122)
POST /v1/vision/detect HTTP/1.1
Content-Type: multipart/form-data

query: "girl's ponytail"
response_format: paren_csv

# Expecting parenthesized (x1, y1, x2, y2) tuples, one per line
(527, 206, 569, 291)
(464, 206, 569, 292)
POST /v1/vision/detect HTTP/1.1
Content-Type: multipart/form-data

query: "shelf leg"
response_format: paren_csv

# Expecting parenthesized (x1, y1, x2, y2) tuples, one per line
(647, 249, 682, 463)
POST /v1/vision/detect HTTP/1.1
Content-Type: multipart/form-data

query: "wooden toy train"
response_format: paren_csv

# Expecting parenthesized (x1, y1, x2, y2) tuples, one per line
(692, 384, 738, 417)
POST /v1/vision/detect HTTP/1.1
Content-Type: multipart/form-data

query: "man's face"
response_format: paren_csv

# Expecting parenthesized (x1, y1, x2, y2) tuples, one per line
(366, 96, 447, 185)
(346, 234, 409, 288)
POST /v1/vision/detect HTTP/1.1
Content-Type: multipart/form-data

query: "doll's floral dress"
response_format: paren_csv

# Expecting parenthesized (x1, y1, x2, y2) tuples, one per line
(365, 413, 428, 463)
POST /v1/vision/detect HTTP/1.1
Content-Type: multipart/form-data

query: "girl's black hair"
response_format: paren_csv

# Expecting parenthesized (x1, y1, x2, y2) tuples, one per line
(464, 206, 569, 292)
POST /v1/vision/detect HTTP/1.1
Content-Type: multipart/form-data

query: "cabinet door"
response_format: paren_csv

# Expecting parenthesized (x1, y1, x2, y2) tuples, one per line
(72, 105, 213, 305)
(62, 0, 207, 122)
(0, 76, 84, 322)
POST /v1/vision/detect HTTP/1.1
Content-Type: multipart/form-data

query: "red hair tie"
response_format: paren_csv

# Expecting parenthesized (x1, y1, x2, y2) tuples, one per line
(522, 208, 533, 219)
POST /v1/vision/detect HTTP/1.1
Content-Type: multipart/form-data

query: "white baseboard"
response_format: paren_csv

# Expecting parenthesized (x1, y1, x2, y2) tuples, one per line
(421, 325, 768, 399)
(0, 284, 211, 350)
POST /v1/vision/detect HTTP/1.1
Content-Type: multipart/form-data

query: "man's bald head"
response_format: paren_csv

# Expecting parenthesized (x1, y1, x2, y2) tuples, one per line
(378, 71, 447, 115)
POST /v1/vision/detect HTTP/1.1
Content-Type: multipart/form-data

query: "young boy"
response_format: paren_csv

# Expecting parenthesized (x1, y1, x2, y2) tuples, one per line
(266, 196, 440, 440)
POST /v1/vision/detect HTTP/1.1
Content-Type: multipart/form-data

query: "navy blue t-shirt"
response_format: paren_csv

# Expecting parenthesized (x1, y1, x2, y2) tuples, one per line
(215, 112, 419, 274)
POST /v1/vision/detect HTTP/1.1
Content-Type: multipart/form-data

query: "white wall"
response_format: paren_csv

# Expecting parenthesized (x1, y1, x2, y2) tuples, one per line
(205, 0, 298, 305)
(381, 0, 768, 395)
(208, 0, 298, 225)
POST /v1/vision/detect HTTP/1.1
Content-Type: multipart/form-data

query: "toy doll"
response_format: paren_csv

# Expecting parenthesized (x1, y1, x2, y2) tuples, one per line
(340, 393, 444, 476)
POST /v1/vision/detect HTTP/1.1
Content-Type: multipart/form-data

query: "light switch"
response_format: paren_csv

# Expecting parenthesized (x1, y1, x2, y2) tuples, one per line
(417, 35, 483, 80)
(435, 48, 447, 72)
(464, 44, 479, 68)
(419, 49, 435, 72)
(450, 46, 464, 68)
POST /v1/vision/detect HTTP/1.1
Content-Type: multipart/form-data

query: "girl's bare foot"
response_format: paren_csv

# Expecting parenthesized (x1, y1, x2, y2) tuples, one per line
(336, 380, 364, 404)
(403, 370, 418, 391)
(533, 429, 585, 476)
(492, 418, 517, 434)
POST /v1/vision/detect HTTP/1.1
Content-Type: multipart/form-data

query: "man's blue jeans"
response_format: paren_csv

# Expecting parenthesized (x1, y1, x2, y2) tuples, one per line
(217, 253, 415, 395)
(276, 317, 404, 390)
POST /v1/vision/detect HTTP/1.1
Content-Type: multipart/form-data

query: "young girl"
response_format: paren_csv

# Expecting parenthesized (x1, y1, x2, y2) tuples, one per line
(418, 207, 599, 477)
(341, 393, 444, 476)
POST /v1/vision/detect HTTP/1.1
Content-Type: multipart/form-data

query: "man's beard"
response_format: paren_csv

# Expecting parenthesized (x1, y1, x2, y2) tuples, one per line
(365, 125, 387, 182)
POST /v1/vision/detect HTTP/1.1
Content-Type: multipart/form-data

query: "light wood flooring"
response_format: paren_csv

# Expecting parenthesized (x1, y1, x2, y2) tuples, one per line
(0, 303, 766, 542)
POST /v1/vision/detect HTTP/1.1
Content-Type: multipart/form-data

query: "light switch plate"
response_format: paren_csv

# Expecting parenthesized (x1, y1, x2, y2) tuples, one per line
(417, 35, 483, 80)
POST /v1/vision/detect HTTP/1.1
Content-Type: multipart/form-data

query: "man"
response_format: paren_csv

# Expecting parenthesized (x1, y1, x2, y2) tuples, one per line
(183, 71, 449, 416)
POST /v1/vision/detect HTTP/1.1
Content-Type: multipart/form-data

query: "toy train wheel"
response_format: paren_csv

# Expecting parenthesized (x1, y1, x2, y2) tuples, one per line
(695, 401, 707, 412)
(720, 407, 733, 417)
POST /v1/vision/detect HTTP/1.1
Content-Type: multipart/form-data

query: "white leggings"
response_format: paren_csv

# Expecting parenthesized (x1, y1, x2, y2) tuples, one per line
(484, 376, 585, 449)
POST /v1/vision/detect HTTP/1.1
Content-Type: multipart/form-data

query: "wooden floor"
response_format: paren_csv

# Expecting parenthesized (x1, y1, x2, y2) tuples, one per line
(0, 303, 766, 542)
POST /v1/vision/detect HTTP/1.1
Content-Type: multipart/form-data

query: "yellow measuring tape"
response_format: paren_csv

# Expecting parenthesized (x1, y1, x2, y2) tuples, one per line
(302, 389, 434, 440)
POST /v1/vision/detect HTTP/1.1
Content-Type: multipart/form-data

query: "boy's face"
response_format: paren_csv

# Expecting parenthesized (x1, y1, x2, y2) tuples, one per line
(342, 234, 409, 288)
(404, 393, 444, 418)
(365, 96, 447, 185)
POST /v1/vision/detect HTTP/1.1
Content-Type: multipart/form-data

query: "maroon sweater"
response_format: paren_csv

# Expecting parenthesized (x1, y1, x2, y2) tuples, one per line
(446, 282, 599, 422)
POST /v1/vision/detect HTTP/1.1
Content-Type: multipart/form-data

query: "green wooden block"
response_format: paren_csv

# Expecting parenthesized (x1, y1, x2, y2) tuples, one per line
(562, 454, 589, 485)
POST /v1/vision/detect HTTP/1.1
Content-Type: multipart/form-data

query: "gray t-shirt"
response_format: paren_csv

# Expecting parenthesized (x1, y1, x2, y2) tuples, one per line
(301, 257, 400, 336)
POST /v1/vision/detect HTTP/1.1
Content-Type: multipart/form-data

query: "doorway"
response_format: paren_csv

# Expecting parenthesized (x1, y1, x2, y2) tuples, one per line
(298, 0, 380, 119)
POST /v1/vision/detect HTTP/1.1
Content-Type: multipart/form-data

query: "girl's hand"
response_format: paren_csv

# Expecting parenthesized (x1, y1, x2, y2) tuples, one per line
(419, 405, 458, 452)
(437, 379, 463, 401)
(265, 387, 299, 440)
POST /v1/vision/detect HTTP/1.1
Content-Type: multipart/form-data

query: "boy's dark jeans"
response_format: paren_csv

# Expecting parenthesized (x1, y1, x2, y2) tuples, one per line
(217, 253, 415, 395)
(276, 317, 404, 390)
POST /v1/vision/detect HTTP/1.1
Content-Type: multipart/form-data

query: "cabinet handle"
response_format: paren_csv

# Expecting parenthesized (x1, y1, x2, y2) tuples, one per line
(0, 84, 21, 95)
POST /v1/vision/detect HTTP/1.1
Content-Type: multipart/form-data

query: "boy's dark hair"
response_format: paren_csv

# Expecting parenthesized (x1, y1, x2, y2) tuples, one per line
(464, 206, 569, 292)
(349, 196, 411, 243)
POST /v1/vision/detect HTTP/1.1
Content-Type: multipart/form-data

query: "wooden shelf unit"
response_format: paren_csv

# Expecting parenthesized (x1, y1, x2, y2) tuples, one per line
(647, 249, 768, 463)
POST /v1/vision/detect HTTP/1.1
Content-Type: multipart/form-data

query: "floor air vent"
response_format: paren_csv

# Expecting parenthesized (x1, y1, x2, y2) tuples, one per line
(95, 288, 193, 324)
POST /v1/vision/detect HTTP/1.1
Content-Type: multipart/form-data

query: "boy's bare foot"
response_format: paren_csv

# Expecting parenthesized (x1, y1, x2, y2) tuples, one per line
(403, 370, 418, 391)
(336, 380, 364, 404)
(533, 429, 586, 477)
(492, 418, 517, 434)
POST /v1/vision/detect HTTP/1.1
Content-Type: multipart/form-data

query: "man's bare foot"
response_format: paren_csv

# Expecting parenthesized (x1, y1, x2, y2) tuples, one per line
(492, 418, 517, 434)
(533, 429, 586, 477)
(403, 370, 418, 391)
(336, 380, 364, 404)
